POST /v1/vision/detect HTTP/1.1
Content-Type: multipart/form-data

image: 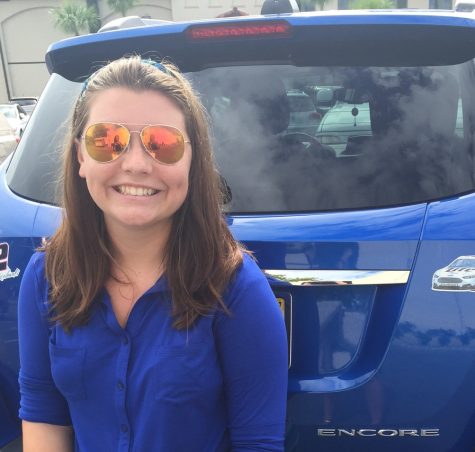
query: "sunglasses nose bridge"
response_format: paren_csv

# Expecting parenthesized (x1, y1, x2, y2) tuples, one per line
(120, 129, 150, 164)
(126, 130, 146, 152)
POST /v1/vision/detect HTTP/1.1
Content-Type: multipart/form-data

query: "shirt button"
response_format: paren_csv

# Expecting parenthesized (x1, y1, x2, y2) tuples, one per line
(121, 424, 128, 433)
(117, 380, 125, 390)
(123, 336, 129, 345)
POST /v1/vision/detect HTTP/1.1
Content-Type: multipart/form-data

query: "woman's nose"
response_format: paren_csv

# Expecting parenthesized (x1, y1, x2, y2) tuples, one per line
(120, 133, 153, 173)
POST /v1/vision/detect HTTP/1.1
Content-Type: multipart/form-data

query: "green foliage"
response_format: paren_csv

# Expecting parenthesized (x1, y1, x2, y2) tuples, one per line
(315, 0, 327, 9)
(51, 0, 99, 36)
(298, 0, 327, 11)
(350, 0, 395, 8)
(107, 0, 140, 17)
(86, 0, 102, 32)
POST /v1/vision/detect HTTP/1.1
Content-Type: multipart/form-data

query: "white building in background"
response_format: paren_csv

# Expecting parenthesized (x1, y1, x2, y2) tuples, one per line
(0, 0, 452, 103)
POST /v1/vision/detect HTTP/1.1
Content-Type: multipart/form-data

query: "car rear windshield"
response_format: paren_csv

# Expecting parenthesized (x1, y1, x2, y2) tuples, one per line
(288, 93, 315, 113)
(6, 62, 475, 212)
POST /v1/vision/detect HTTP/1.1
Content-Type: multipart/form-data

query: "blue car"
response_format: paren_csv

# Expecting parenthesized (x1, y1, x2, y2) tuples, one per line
(1, 1, 475, 450)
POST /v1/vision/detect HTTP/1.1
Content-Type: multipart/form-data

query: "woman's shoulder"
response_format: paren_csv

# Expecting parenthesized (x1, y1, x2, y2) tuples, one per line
(216, 252, 284, 334)
(233, 252, 265, 284)
(224, 252, 274, 305)
(19, 251, 50, 319)
(23, 250, 47, 286)
(28, 250, 46, 271)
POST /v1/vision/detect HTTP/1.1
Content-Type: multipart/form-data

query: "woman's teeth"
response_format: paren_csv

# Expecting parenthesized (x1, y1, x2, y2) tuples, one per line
(116, 186, 158, 196)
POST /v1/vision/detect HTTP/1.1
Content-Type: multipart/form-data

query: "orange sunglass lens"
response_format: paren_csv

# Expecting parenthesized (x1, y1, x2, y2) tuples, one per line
(141, 125, 185, 164)
(84, 123, 129, 162)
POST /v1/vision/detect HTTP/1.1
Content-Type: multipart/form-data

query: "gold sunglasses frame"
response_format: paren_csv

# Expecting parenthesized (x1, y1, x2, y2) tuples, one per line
(82, 122, 191, 165)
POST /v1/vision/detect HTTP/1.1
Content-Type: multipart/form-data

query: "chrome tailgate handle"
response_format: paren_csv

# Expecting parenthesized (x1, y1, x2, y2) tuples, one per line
(264, 270, 410, 286)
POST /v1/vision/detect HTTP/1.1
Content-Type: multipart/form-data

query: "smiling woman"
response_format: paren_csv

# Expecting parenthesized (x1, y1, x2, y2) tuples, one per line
(76, 88, 192, 234)
(17, 56, 288, 452)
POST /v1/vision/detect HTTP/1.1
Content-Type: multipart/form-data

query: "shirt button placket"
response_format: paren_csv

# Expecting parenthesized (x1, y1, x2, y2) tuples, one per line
(117, 332, 132, 451)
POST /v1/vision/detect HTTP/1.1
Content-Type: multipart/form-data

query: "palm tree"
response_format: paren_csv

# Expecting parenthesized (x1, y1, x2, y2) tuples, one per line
(107, 0, 140, 17)
(299, 0, 327, 11)
(51, 0, 99, 36)
(350, 0, 394, 7)
(314, 0, 327, 9)
(86, 0, 102, 32)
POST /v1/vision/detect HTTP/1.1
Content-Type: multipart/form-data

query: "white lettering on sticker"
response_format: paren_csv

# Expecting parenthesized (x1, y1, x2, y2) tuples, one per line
(0, 242, 20, 282)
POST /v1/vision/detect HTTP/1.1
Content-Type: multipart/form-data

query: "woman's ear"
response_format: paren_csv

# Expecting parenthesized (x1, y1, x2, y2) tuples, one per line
(75, 138, 86, 178)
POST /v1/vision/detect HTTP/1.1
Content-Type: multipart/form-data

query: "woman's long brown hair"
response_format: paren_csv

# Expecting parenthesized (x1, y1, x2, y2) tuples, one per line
(44, 57, 244, 331)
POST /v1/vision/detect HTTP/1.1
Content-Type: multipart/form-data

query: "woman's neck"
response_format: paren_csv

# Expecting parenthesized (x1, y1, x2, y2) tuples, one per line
(105, 220, 170, 280)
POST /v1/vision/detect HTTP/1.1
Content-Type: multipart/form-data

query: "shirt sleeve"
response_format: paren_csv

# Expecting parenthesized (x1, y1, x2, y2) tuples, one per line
(18, 253, 71, 425)
(214, 255, 288, 452)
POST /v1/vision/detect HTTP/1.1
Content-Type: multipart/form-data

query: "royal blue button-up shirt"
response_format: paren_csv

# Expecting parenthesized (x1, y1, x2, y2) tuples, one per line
(18, 252, 288, 451)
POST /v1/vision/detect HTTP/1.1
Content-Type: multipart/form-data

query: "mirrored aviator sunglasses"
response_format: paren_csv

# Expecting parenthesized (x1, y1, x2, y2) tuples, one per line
(83, 122, 189, 164)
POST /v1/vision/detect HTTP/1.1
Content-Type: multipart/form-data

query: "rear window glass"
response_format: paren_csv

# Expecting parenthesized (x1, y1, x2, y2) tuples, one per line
(288, 94, 315, 113)
(7, 63, 475, 212)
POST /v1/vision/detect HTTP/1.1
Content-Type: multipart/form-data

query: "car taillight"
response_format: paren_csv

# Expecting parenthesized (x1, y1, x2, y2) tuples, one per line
(186, 21, 291, 41)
